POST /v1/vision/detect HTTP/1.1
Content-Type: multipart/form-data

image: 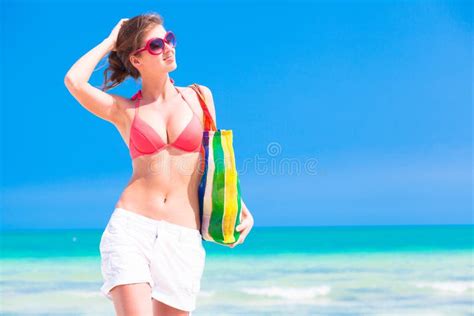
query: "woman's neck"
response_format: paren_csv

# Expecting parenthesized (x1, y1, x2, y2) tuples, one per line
(140, 75, 177, 103)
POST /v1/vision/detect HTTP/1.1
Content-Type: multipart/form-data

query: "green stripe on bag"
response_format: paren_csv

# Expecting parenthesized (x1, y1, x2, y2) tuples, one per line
(210, 132, 225, 241)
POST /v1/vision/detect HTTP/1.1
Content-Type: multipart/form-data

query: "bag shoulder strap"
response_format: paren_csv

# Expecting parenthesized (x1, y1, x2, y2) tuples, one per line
(189, 83, 217, 131)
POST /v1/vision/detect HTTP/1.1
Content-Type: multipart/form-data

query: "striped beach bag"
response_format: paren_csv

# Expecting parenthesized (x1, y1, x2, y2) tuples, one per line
(189, 83, 243, 246)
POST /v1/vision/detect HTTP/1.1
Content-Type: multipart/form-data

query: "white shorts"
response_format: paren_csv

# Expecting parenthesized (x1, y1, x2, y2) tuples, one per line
(99, 207, 206, 312)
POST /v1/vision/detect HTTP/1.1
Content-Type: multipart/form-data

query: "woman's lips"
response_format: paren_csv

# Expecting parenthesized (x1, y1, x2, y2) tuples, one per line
(163, 55, 174, 61)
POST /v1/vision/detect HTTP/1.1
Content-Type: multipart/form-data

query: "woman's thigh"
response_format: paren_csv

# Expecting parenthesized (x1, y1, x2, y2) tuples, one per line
(152, 298, 190, 316)
(111, 282, 153, 316)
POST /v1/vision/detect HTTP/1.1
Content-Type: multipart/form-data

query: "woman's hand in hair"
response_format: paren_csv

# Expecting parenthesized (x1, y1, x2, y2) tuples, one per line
(107, 18, 129, 51)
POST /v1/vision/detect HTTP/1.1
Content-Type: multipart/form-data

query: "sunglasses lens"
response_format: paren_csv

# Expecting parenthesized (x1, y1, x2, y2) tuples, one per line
(149, 38, 164, 53)
(165, 32, 176, 47)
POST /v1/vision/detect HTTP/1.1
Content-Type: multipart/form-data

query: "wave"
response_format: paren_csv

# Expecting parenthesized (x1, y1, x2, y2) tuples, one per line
(240, 285, 331, 300)
(414, 281, 474, 294)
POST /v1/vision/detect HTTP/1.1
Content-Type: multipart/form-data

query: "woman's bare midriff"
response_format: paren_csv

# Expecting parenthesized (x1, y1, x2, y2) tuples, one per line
(115, 150, 202, 231)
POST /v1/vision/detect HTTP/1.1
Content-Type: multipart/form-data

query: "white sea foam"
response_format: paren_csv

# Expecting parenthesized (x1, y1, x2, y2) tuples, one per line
(240, 285, 331, 300)
(414, 281, 474, 294)
(198, 290, 216, 297)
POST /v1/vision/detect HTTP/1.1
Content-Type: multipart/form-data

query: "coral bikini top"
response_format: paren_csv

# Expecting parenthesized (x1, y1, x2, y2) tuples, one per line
(129, 86, 204, 159)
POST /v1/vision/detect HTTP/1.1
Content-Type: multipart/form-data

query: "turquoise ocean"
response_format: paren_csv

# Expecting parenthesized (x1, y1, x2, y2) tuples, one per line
(1, 225, 473, 315)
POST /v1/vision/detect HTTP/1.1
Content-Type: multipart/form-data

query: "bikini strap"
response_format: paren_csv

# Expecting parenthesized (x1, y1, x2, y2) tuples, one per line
(131, 89, 142, 102)
(131, 89, 142, 117)
(189, 83, 217, 131)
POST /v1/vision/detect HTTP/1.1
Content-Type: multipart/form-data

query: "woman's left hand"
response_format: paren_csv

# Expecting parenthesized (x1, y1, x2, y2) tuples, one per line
(229, 201, 254, 248)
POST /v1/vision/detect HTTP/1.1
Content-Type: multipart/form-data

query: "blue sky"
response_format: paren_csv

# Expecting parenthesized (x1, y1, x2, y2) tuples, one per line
(1, 0, 472, 229)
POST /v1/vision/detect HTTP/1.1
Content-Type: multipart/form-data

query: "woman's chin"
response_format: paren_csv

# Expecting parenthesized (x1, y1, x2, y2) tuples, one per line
(167, 62, 177, 70)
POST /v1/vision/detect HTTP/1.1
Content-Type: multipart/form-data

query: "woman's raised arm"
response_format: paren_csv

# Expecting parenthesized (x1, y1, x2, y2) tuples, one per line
(64, 19, 129, 126)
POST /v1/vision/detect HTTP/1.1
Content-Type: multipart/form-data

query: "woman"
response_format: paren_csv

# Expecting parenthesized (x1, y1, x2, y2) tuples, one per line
(64, 13, 254, 316)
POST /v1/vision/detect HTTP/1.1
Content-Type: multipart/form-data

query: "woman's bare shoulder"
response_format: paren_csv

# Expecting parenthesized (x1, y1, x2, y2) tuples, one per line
(184, 83, 217, 125)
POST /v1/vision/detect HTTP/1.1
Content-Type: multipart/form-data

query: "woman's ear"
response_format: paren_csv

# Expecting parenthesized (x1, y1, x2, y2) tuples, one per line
(129, 55, 140, 68)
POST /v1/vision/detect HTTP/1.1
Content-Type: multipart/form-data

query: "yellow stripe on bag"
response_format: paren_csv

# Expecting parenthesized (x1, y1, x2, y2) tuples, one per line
(222, 131, 239, 243)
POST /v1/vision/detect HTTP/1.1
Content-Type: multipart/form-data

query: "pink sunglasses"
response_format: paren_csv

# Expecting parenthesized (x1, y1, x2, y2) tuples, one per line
(131, 31, 177, 56)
